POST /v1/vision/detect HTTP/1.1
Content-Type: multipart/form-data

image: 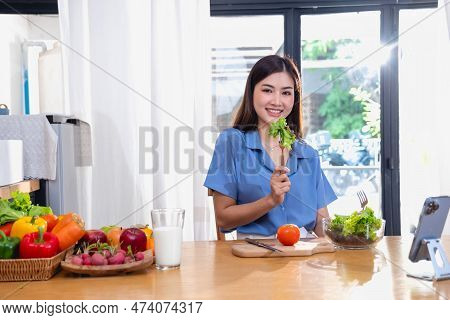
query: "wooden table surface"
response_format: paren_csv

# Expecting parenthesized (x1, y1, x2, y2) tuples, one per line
(1, 236, 449, 300)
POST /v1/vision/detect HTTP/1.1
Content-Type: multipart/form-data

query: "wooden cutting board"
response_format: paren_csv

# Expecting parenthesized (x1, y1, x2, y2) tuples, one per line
(232, 238, 335, 258)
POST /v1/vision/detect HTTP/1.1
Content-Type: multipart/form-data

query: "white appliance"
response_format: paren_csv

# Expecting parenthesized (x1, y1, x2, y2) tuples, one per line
(41, 115, 92, 214)
(0, 140, 23, 186)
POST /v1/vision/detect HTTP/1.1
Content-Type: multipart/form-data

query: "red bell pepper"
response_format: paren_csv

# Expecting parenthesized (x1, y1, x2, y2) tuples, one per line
(19, 226, 60, 259)
(0, 222, 14, 237)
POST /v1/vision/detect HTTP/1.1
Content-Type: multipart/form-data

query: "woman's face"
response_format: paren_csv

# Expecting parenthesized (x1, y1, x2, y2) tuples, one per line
(253, 71, 295, 126)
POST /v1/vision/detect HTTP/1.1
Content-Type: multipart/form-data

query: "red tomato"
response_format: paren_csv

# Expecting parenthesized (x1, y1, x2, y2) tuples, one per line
(277, 224, 300, 246)
(0, 222, 14, 236)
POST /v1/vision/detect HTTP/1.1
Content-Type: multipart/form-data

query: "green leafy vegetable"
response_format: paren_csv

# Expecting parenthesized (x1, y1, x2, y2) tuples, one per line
(0, 191, 52, 225)
(329, 207, 382, 241)
(268, 117, 296, 150)
(28, 205, 52, 216)
(9, 191, 32, 213)
(0, 200, 26, 225)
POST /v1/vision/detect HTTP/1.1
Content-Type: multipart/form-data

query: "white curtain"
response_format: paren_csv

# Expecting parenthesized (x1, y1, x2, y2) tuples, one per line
(57, 0, 214, 240)
(437, 0, 450, 233)
(399, 1, 450, 235)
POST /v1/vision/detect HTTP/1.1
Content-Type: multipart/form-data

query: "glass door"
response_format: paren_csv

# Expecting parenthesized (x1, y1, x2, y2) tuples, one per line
(301, 12, 382, 217)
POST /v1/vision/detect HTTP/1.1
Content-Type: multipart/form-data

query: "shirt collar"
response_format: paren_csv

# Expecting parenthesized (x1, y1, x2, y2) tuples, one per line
(244, 129, 315, 159)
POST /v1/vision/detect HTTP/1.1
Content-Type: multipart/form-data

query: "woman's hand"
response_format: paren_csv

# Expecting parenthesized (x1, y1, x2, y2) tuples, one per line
(269, 166, 291, 206)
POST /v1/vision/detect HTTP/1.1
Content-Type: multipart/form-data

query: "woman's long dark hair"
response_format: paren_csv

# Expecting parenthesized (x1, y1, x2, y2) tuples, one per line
(232, 55, 303, 138)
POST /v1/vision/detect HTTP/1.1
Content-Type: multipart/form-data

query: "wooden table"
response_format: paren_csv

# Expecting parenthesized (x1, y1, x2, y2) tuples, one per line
(1, 236, 449, 300)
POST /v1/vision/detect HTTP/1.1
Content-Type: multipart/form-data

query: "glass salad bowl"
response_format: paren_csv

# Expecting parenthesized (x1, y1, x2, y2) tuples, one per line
(322, 208, 385, 250)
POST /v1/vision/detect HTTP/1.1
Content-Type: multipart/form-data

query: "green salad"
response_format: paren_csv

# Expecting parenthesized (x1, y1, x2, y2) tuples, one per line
(329, 207, 382, 241)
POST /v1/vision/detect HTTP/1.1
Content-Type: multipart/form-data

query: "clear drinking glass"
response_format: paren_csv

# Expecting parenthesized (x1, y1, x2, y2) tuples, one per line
(151, 208, 185, 270)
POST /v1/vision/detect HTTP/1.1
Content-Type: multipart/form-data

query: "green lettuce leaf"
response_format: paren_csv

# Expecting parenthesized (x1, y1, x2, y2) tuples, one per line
(28, 205, 53, 216)
(268, 117, 296, 150)
(0, 199, 26, 225)
(9, 190, 32, 213)
(0, 191, 53, 225)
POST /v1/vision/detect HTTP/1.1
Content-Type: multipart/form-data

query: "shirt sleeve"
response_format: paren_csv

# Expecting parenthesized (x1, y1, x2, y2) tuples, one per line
(204, 130, 239, 200)
(316, 160, 338, 209)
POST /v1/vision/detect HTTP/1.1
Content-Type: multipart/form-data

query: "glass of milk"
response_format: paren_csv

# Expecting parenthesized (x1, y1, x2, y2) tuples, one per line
(151, 208, 185, 270)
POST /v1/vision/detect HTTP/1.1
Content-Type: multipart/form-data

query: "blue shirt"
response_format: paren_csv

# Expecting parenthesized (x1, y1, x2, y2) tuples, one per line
(204, 128, 337, 236)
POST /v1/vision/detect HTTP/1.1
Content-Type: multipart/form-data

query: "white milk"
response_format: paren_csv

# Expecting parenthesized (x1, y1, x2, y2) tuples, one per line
(153, 226, 183, 267)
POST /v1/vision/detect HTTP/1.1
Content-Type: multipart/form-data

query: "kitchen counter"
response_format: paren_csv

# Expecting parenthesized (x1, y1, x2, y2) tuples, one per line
(1, 236, 449, 300)
(0, 180, 39, 200)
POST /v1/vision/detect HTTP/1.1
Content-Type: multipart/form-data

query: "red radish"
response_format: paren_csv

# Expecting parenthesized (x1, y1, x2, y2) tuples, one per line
(120, 228, 147, 254)
(82, 255, 92, 265)
(124, 256, 134, 264)
(71, 255, 83, 266)
(108, 252, 125, 265)
(135, 252, 145, 261)
(81, 253, 90, 260)
(91, 253, 107, 266)
(102, 249, 111, 258)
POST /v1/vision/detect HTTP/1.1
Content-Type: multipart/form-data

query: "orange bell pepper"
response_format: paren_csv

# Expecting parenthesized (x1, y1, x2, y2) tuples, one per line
(41, 214, 58, 232)
(51, 213, 85, 251)
(140, 225, 154, 255)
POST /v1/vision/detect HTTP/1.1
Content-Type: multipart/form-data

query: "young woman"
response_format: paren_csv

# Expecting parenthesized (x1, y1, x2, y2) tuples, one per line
(204, 55, 337, 239)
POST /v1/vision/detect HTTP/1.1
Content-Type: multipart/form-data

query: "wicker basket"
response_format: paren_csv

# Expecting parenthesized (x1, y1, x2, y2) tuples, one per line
(0, 248, 71, 281)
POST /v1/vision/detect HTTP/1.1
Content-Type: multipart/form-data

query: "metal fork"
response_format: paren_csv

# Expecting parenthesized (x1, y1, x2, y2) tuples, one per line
(357, 190, 368, 210)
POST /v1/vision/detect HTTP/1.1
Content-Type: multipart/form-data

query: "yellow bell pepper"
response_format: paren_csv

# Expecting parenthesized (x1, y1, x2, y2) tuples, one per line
(10, 216, 47, 240)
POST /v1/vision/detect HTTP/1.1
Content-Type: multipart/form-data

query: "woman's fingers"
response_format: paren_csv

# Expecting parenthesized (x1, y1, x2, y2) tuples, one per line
(272, 171, 289, 181)
(274, 166, 290, 175)
(272, 181, 291, 193)
(270, 167, 291, 204)
(273, 174, 288, 182)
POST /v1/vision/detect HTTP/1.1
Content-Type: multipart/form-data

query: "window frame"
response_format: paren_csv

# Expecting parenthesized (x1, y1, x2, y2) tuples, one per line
(0, 0, 58, 14)
(211, 0, 438, 235)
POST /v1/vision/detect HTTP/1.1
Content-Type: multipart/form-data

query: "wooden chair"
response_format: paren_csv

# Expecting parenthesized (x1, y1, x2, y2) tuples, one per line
(208, 188, 226, 241)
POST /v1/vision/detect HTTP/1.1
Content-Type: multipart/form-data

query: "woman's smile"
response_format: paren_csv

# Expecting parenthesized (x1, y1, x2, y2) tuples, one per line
(265, 107, 283, 118)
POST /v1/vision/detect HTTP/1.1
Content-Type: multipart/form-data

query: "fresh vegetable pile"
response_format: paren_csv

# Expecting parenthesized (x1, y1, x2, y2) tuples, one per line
(1, 191, 154, 267)
(324, 207, 383, 246)
(0, 191, 85, 260)
(69, 241, 145, 266)
(67, 225, 154, 267)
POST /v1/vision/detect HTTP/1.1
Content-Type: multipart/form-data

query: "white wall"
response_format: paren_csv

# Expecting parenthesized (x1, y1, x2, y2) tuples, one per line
(0, 14, 59, 115)
(0, 15, 29, 115)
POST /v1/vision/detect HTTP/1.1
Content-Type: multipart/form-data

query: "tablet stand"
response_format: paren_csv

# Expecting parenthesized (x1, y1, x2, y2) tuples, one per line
(407, 239, 450, 281)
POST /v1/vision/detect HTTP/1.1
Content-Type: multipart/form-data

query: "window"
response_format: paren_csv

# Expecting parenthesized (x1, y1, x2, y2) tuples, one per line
(211, 0, 439, 235)
(301, 11, 382, 218)
(211, 15, 284, 130)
